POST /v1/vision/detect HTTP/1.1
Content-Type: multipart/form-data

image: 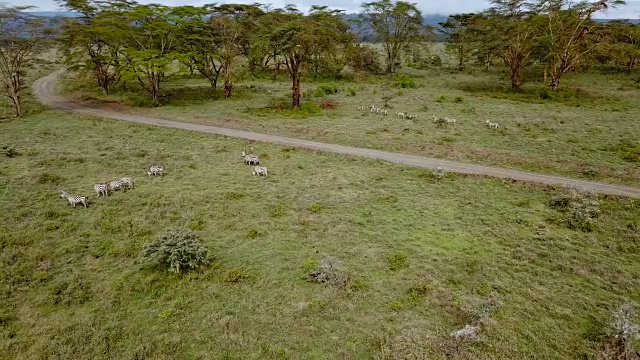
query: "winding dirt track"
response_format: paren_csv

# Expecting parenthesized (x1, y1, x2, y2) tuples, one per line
(33, 71, 640, 198)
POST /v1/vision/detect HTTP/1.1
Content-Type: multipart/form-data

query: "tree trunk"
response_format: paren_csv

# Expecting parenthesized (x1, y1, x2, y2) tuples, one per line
(224, 82, 233, 98)
(210, 78, 217, 91)
(291, 72, 301, 109)
(549, 76, 560, 91)
(543, 66, 548, 83)
(9, 73, 23, 117)
(387, 50, 396, 74)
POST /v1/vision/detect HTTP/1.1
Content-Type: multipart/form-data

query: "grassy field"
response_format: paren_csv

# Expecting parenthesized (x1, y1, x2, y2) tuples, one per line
(1, 109, 640, 359)
(60, 65, 640, 187)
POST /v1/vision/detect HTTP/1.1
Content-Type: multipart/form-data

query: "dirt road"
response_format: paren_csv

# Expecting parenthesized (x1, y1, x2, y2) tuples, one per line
(33, 71, 640, 198)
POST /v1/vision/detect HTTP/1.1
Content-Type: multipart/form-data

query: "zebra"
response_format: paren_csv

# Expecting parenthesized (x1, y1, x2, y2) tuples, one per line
(120, 177, 134, 189)
(107, 179, 127, 192)
(357, 105, 365, 111)
(148, 165, 164, 176)
(444, 116, 456, 124)
(485, 120, 499, 129)
(252, 166, 269, 177)
(94, 183, 109, 197)
(396, 112, 406, 119)
(59, 191, 88, 208)
(241, 150, 260, 165)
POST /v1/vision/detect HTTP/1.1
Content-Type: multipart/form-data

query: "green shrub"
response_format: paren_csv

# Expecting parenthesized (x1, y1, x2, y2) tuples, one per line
(315, 84, 339, 97)
(223, 268, 251, 283)
(36, 172, 63, 184)
(141, 229, 210, 273)
(549, 188, 600, 232)
(453, 96, 464, 103)
(430, 55, 443, 67)
(299, 102, 321, 115)
(246, 228, 266, 239)
(436, 95, 447, 103)
(348, 88, 356, 96)
(392, 75, 417, 89)
(308, 203, 326, 213)
(387, 251, 409, 271)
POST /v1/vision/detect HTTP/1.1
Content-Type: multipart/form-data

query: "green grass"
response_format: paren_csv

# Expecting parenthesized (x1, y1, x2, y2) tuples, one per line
(1, 110, 639, 359)
(60, 67, 640, 187)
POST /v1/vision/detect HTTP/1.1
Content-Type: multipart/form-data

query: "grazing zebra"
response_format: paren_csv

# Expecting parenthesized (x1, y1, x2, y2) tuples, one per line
(107, 179, 127, 192)
(396, 112, 406, 119)
(59, 191, 88, 208)
(445, 116, 456, 124)
(148, 165, 165, 176)
(252, 166, 269, 177)
(120, 177, 134, 189)
(381, 109, 388, 115)
(241, 150, 260, 165)
(357, 105, 365, 111)
(370, 105, 376, 113)
(485, 120, 499, 129)
(94, 183, 109, 197)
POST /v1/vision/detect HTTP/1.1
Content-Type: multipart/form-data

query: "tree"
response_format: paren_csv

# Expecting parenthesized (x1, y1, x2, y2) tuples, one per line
(261, 6, 346, 108)
(57, 0, 122, 95)
(100, 2, 182, 103)
(536, 0, 625, 90)
(210, 4, 256, 98)
(0, 5, 51, 117)
(439, 13, 476, 71)
(484, 0, 540, 89)
(361, 0, 426, 74)
(608, 20, 640, 72)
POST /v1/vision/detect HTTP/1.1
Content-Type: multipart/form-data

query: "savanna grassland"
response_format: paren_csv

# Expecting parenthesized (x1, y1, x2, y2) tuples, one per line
(1, 108, 639, 359)
(60, 61, 640, 187)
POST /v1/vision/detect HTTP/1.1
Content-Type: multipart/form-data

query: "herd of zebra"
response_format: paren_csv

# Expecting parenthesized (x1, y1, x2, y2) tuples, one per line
(355, 104, 502, 129)
(58, 165, 165, 208)
(242, 148, 269, 177)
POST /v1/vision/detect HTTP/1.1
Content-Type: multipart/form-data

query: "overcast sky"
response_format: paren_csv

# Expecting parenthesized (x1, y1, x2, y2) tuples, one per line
(10, 0, 640, 19)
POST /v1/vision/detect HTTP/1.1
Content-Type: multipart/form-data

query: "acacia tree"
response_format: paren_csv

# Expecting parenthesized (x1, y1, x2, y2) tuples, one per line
(210, 4, 255, 98)
(0, 5, 50, 117)
(438, 13, 476, 71)
(361, 0, 426, 74)
(537, 0, 624, 90)
(57, 0, 122, 94)
(603, 20, 640, 72)
(101, 2, 182, 103)
(261, 6, 346, 108)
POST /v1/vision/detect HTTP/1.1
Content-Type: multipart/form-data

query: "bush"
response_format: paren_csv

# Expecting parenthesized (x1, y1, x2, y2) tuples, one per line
(392, 75, 417, 89)
(308, 256, 349, 289)
(315, 84, 339, 97)
(387, 251, 409, 270)
(549, 188, 600, 232)
(430, 55, 443, 67)
(453, 96, 464, 103)
(141, 229, 210, 273)
(2, 146, 19, 158)
(347, 87, 356, 96)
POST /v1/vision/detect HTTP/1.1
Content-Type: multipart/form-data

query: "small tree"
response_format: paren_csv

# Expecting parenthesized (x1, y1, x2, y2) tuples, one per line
(0, 5, 50, 117)
(141, 229, 210, 273)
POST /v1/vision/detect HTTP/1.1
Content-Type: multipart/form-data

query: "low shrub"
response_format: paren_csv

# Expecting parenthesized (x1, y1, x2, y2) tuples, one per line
(315, 84, 339, 97)
(549, 188, 600, 232)
(392, 75, 417, 89)
(141, 229, 210, 273)
(308, 256, 349, 289)
(387, 251, 409, 271)
(347, 88, 356, 96)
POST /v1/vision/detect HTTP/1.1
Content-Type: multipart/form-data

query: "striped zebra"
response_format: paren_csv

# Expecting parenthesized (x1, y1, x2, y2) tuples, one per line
(59, 191, 88, 208)
(252, 166, 269, 177)
(120, 177, 134, 190)
(147, 165, 164, 176)
(107, 179, 127, 192)
(94, 183, 109, 197)
(241, 150, 260, 165)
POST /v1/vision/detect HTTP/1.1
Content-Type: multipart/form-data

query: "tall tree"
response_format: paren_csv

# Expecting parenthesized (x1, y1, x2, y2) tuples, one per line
(261, 6, 346, 108)
(0, 5, 51, 117)
(438, 13, 476, 71)
(57, 0, 121, 94)
(536, 0, 625, 90)
(485, 0, 540, 89)
(100, 2, 182, 103)
(361, 0, 426, 74)
(604, 20, 639, 72)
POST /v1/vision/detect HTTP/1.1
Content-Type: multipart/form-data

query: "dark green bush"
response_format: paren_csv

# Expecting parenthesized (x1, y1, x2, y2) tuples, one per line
(141, 229, 210, 273)
(392, 75, 417, 89)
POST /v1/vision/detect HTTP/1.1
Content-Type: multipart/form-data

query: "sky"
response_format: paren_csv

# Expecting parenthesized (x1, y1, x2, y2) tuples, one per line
(9, 0, 640, 19)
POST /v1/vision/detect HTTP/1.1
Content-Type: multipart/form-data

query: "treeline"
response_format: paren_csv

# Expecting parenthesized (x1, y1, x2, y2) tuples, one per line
(1, 0, 638, 117)
(439, 0, 638, 90)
